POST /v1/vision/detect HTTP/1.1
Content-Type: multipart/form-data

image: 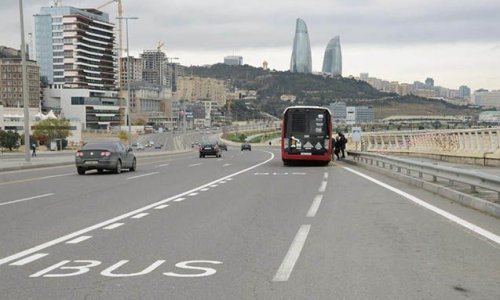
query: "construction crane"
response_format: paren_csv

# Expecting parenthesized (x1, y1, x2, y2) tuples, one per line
(97, 0, 125, 126)
(157, 42, 165, 51)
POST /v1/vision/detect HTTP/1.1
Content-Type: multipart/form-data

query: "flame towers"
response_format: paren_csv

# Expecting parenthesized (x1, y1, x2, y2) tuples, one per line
(290, 18, 312, 73)
(322, 36, 342, 77)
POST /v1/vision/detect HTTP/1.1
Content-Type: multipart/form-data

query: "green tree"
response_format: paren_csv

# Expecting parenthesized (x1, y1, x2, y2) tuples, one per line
(32, 118, 72, 148)
(0, 130, 21, 151)
(118, 131, 128, 142)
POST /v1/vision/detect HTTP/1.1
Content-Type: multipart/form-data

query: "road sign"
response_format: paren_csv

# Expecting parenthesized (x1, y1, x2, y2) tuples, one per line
(351, 127, 362, 142)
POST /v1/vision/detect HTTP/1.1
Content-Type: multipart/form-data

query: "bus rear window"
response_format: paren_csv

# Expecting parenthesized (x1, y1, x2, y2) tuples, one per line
(286, 110, 327, 136)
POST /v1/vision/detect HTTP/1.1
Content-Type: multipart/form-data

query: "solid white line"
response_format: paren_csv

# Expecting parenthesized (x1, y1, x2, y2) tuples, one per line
(0, 151, 275, 266)
(0, 193, 54, 207)
(66, 236, 92, 244)
(154, 204, 169, 209)
(343, 167, 500, 246)
(127, 172, 159, 180)
(318, 181, 327, 192)
(323, 172, 329, 180)
(10, 253, 49, 266)
(103, 223, 124, 230)
(273, 224, 311, 282)
(222, 163, 231, 167)
(131, 213, 149, 219)
(188, 163, 202, 167)
(307, 195, 323, 218)
(174, 198, 186, 202)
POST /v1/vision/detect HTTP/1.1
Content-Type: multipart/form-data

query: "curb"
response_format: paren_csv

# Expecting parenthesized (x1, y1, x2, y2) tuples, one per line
(342, 158, 500, 219)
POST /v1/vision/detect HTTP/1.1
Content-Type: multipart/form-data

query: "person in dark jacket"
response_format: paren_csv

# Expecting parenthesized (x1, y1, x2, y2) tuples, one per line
(333, 136, 341, 160)
(338, 132, 347, 158)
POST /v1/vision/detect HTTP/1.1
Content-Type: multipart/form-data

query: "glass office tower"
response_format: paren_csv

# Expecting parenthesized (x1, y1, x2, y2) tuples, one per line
(290, 18, 312, 73)
(322, 36, 342, 77)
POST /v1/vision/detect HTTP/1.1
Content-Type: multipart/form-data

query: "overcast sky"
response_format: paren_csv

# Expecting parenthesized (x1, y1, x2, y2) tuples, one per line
(2, 0, 499, 91)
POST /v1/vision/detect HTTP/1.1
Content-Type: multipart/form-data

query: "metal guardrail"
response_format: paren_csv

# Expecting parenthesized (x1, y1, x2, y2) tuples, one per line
(348, 151, 500, 203)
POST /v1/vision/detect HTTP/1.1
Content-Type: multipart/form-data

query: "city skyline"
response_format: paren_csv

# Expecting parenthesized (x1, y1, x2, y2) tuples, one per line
(290, 18, 312, 73)
(0, 0, 499, 91)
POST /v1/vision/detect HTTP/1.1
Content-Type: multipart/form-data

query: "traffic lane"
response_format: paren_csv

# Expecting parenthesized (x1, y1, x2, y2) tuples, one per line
(0, 151, 329, 299)
(267, 163, 500, 300)
(0, 150, 271, 262)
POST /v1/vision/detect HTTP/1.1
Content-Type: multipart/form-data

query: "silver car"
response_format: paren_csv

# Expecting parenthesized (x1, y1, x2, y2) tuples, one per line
(75, 141, 136, 175)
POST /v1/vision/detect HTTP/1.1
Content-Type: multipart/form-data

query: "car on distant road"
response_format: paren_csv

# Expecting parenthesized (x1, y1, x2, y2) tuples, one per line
(75, 141, 136, 175)
(199, 143, 221, 158)
(136, 143, 145, 151)
(241, 143, 252, 151)
(155, 144, 163, 150)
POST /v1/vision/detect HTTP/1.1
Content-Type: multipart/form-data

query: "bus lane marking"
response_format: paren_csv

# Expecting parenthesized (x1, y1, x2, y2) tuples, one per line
(318, 181, 328, 192)
(273, 224, 311, 282)
(66, 236, 92, 244)
(131, 213, 149, 219)
(103, 223, 124, 230)
(307, 195, 323, 218)
(0, 152, 275, 267)
(154, 204, 169, 209)
(10, 253, 49, 266)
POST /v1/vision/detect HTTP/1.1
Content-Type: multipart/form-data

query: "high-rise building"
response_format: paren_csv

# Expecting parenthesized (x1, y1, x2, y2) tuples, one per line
(141, 50, 167, 87)
(121, 56, 143, 88)
(175, 76, 226, 106)
(0, 58, 40, 107)
(458, 85, 471, 99)
(328, 101, 347, 123)
(346, 106, 374, 124)
(166, 63, 186, 92)
(472, 90, 500, 108)
(290, 18, 312, 73)
(425, 77, 434, 87)
(322, 36, 342, 77)
(224, 56, 243, 66)
(34, 5, 116, 90)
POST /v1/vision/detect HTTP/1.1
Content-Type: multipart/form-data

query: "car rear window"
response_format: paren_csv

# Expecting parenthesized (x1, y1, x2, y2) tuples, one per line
(82, 142, 116, 150)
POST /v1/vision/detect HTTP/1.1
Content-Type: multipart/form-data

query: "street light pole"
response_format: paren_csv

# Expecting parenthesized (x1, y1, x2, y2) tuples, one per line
(116, 16, 138, 146)
(18, 0, 30, 162)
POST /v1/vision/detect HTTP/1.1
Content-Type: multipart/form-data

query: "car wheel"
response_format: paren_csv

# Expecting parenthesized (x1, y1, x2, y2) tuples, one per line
(77, 167, 86, 175)
(130, 158, 136, 171)
(115, 160, 122, 174)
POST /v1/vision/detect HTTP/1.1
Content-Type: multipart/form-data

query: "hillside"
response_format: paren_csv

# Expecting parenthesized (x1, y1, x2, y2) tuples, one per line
(189, 64, 481, 119)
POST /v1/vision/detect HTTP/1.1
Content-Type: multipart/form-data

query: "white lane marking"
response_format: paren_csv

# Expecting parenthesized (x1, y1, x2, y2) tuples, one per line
(292, 172, 306, 175)
(157, 163, 170, 167)
(127, 172, 159, 180)
(307, 195, 323, 218)
(66, 236, 92, 244)
(154, 204, 169, 209)
(210, 184, 218, 188)
(222, 163, 231, 167)
(0, 193, 54, 207)
(344, 167, 500, 246)
(131, 213, 149, 219)
(39, 173, 74, 180)
(200, 188, 209, 192)
(226, 178, 233, 181)
(188, 163, 202, 167)
(273, 224, 311, 282)
(219, 181, 226, 184)
(103, 223, 124, 230)
(10, 253, 49, 266)
(188, 192, 198, 196)
(174, 198, 186, 202)
(318, 181, 328, 192)
(255, 173, 269, 175)
(0, 151, 275, 266)
(323, 172, 328, 180)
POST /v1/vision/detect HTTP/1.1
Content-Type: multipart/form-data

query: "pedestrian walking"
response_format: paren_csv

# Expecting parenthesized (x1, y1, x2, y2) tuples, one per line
(333, 136, 340, 160)
(31, 143, 37, 157)
(338, 132, 347, 158)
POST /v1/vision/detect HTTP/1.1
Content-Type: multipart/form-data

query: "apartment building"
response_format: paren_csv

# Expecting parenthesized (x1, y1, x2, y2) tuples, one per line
(0, 58, 40, 107)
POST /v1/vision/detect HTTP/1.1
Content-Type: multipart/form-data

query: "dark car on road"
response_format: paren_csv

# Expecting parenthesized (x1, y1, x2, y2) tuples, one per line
(241, 143, 252, 151)
(75, 141, 136, 175)
(199, 143, 221, 158)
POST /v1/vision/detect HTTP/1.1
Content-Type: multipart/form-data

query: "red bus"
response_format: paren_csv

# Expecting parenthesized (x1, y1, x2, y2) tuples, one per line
(281, 106, 333, 165)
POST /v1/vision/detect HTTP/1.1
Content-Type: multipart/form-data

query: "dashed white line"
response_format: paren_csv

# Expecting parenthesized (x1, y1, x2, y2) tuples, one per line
(307, 195, 323, 218)
(200, 188, 209, 191)
(222, 163, 231, 167)
(318, 181, 328, 192)
(10, 253, 49, 266)
(273, 225, 311, 282)
(154, 204, 169, 209)
(292, 172, 306, 175)
(0, 193, 54, 207)
(127, 172, 159, 180)
(219, 181, 226, 184)
(188, 192, 198, 196)
(226, 178, 233, 181)
(188, 163, 202, 167)
(210, 184, 218, 187)
(174, 198, 186, 202)
(323, 172, 329, 180)
(66, 236, 92, 244)
(0, 151, 275, 267)
(131, 213, 149, 219)
(344, 166, 500, 246)
(103, 223, 124, 230)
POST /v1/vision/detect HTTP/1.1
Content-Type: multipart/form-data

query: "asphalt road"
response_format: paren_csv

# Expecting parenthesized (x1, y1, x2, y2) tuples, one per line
(0, 146, 499, 299)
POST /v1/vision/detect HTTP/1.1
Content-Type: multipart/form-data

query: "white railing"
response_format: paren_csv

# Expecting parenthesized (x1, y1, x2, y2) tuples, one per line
(347, 127, 500, 160)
